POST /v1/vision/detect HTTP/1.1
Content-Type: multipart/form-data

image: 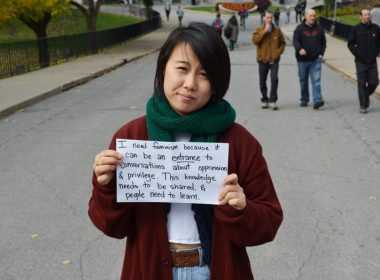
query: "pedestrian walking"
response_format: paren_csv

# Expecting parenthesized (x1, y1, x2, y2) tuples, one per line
(285, 5, 291, 24)
(165, 1, 171, 21)
(295, 3, 303, 23)
(238, 6, 248, 29)
(252, 10, 286, 110)
(225, 15, 239, 51)
(274, 8, 280, 26)
(211, 12, 224, 35)
(347, 8, 380, 114)
(176, 5, 184, 27)
(293, 9, 326, 109)
(89, 22, 282, 280)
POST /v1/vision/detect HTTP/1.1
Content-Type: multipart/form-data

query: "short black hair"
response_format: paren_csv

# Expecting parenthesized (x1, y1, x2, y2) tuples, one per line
(154, 22, 230, 104)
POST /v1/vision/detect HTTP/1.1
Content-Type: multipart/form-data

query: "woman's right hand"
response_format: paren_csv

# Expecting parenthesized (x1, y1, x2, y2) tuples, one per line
(93, 150, 123, 186)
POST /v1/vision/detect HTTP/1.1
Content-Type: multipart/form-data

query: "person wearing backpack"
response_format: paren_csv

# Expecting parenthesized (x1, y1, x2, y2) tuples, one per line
(225, 15, 239, 51)
(211, 13, 224, 35)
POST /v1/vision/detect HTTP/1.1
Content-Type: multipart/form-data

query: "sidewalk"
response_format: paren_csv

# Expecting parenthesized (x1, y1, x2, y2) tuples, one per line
(0, 20, 177, 118)
(0, 14, 379, 118)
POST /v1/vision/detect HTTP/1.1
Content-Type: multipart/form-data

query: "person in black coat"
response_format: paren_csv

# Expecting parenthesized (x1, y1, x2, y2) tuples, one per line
(293, 9, 326, 109)
(347, 8, 380, 114)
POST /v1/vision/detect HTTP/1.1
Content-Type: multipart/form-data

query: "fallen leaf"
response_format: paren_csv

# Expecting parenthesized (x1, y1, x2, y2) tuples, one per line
(63, 260, 72, 265)
(31, 234, 38, 239)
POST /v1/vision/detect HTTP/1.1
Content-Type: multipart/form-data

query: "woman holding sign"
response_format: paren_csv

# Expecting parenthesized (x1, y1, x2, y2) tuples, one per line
(89, 22, 283, 280)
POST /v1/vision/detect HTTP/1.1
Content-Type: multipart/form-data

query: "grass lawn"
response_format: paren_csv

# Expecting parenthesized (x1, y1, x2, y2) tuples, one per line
(267, 5, 286, 12)
(186, 4, 285, 15)
(186, 6, 216, 13)
(336, 14, 360, 25)
(186, 5, 234, 15)
(0, 9, 142, 42)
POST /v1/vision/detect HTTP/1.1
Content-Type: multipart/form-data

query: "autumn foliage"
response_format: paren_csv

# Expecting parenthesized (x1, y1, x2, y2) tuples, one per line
(219, 2, 256, 12)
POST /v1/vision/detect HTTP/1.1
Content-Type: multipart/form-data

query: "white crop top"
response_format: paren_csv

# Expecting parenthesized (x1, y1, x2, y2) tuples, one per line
(167, 132, 200, 244)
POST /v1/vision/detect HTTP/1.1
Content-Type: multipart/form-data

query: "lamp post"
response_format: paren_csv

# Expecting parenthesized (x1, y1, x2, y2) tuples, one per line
(331, 0, 338, 35)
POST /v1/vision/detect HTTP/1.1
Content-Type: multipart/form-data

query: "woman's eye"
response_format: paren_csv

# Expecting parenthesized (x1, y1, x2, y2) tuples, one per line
(200, 72, 208, 78)
(177, 67, 187, 71)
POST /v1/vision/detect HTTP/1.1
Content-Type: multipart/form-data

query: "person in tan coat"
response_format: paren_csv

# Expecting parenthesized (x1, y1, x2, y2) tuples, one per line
(253, 10, 286, 110)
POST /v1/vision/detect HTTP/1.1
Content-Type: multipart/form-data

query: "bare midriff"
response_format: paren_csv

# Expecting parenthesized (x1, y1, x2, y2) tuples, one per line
(169, 242, 201, 250)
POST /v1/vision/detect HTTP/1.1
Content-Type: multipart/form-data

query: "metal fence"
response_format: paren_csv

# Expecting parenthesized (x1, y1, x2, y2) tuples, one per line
(319, 16, 353, 40)
(0, 9, 161, 78)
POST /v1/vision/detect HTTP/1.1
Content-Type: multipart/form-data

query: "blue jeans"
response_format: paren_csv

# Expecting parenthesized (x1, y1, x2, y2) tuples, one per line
(172, 248, 210, 280)
(297, 57, 323, 104)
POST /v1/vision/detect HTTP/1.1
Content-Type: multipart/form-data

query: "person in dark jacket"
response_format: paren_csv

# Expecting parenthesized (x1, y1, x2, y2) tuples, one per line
(274, 8, 280, 26)
(293, 9, 326, 109)
(347, 8, 380, 114)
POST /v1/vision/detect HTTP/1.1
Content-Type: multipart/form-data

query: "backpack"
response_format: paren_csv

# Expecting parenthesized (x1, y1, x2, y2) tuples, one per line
(213, 18, 222, 31)
(224, 25, 232, 38)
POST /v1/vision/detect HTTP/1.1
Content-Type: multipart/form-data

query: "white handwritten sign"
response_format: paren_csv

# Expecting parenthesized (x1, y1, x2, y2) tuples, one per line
(116, 139, 229, 204)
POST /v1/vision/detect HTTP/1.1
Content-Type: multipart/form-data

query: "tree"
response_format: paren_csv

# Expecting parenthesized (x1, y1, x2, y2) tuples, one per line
(69, 0, 102, 33)
(254, 0, 271, 11)
(0, 0, 70, 67)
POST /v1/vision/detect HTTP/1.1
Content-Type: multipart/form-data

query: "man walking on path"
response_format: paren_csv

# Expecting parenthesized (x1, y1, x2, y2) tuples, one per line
(293, 9, 326, 109)
(253, 10, 286, 110)
(274, 8, 280, 26)
(285, 5, 291, 24)
(347, 8, 380, 114)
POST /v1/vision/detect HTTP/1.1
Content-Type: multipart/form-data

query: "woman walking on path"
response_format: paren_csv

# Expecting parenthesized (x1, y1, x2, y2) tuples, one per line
(225, 15, 239, 51)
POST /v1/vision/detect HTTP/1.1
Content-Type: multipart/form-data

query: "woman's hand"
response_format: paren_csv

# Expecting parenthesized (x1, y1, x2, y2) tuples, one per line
(218, 173, 246, 210)
(93, 150, 123, 186)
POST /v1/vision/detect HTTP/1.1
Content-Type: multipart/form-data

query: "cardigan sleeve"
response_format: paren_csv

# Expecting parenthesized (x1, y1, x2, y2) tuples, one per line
(214, 124, 283, 247)
(88, 131, 137, 239)
(88, 116, 149, 239)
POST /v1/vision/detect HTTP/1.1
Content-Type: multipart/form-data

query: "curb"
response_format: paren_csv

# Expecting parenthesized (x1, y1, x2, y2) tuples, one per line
(0, 47, 161, 119)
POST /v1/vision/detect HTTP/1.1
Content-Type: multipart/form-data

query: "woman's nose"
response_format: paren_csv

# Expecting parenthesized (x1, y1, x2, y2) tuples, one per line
(183, 73, 197, 90)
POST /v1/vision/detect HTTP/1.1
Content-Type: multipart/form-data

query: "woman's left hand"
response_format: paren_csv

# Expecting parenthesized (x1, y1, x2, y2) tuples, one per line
(218, 173, 246, 210)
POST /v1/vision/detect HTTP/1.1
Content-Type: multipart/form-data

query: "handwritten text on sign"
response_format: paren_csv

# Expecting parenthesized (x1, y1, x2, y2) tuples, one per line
(116, 139, 229, 204)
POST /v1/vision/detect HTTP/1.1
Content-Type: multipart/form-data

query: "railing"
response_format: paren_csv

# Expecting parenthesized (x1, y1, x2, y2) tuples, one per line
(319, 16, 353, 40)
(0, 9, 161, 78)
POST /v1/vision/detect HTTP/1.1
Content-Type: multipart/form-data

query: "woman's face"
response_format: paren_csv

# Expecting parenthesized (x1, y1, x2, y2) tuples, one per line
(163, 43, 212, 116)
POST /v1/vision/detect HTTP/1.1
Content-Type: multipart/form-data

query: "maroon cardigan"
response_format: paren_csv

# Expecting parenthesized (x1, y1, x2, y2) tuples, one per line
(89, 116, 283, 280)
